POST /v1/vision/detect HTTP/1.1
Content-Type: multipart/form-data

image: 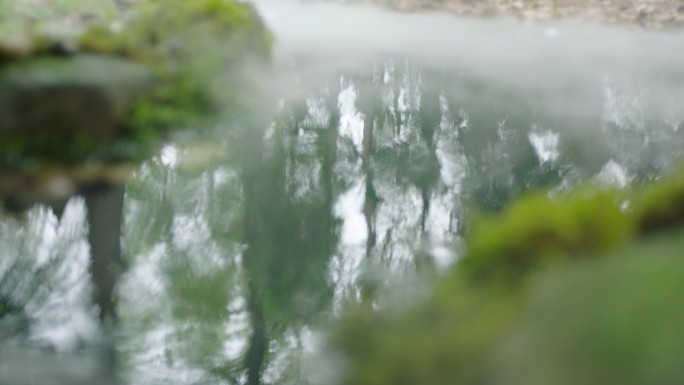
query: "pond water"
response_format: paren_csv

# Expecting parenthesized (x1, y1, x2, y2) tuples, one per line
(1, 1, 684, 384)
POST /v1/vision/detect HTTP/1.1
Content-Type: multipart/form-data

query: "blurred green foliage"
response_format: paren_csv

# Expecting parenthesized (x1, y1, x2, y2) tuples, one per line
(492, 231, 684, 385)
(462, 189, 634, 282)
(330, 164, 684, 385)
(634, 166, 684, 234)
(333, 279, 523, 385)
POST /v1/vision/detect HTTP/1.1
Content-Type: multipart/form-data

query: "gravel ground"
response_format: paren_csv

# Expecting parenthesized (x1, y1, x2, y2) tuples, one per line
(355, 0, 684, 29)
(3, 0, 683, 34)
(0, 0, 119, 38)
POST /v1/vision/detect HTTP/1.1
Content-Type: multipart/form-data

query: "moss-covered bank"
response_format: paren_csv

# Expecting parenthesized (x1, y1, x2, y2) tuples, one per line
(0, 0, 272, 209)
(0, 0, 271, 168)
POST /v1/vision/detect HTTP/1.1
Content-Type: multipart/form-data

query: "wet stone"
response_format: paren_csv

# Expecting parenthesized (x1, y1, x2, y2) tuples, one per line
(0, 55, 152, 211)
(0, 55, 154, 141)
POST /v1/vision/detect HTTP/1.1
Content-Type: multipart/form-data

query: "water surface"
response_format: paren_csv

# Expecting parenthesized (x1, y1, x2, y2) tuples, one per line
(2, 2, 684, 384)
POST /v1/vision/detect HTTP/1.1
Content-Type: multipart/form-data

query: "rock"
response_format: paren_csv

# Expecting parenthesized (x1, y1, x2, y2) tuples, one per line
(0, 163, 134, 213)
(0, 55, 153, 141)
(0, 36, 35, 61)
(0, 0, 272, 211)
(493, 232, 684, 385)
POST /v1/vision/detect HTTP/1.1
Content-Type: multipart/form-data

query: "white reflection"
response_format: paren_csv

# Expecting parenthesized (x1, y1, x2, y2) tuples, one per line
(602, 78, 646, 130)
(161, 145, 179, 168)
(596, 159, 631, 188)
(334, 181, 367, 246)
(528, 129, 560, 164)
(338, 83, 365, 153)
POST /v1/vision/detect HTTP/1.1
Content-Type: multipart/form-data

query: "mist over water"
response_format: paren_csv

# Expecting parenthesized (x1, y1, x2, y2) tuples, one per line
(254, 0, 684, 181)
(256, 0, 684, 83)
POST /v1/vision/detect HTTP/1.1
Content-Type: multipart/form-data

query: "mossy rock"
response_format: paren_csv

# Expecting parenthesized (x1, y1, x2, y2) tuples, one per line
(77, 0, 272, 59)
(0, 55, 155, 167)
(78, 0, 273, 130)
(339, 228, 684, 385)
(461, 189, 635, 283)
(0, 0, 271, 209)
(491, 229, 684, 385)
(459, 164, 684, 284)
(330, 217, 684, 385)
(330, 167, 684, 385)
(331, 279, 525, 385)
(0, 0, 272, 169)
(633, 167, 684, 234)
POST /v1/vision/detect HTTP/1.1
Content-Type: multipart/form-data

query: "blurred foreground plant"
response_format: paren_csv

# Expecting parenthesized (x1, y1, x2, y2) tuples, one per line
(329, 164, 684, 385)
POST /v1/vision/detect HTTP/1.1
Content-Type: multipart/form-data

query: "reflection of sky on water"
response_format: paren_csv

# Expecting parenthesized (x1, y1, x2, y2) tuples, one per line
(335, 181, 367, 247)
(528, 129, 560, 164)
(0, 201, 98, 351)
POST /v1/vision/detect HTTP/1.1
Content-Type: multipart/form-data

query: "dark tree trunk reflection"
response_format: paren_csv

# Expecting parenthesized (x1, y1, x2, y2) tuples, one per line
(85, 185, 126, 381)
(85, 185, 125, 324)
(246, 282, 268, 385)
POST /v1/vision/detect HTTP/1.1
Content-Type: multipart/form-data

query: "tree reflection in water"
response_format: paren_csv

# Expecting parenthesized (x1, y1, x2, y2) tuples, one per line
(1, 58, 683, 385)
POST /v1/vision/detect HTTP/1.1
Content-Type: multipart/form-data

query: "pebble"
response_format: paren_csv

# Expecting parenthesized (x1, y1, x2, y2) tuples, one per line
(363, 0, 684, 29)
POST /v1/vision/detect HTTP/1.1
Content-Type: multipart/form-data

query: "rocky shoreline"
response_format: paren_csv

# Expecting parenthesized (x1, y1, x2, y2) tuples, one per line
(358, 0, 684, 29)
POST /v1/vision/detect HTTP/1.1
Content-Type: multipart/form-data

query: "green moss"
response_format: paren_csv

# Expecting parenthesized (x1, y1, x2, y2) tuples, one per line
(458, 164, 684, 285)
(78, 0, 273, 131)
(330, 168, 684, 385)
(332, 279, 524, 385)
(77, 25, 139, 58)
(332, 231, 684, 385)
(77, 0, 272, 67)
(461, 189, 635, 282)
(633, 167, 684, 234)
(0, 132, 157, 170)
(124, 71, 213, 132)
(77, 0, 271, 58)
(0, 0, 272, 168)
(491, 229, 684, 385)
(0, 55, 156, 169)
